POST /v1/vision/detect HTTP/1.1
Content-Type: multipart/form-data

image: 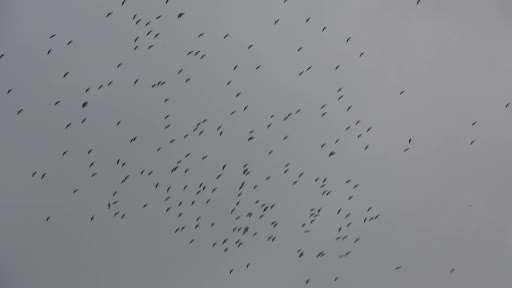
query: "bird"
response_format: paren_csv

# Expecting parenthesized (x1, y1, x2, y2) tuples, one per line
(7, 3, 398, 281)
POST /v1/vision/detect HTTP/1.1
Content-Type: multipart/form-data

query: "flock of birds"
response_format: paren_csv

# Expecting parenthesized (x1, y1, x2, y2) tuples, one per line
(3, 0, 508, 286)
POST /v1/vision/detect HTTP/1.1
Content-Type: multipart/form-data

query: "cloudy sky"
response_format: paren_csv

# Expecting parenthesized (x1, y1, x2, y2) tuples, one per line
(1, 0, 512, 287)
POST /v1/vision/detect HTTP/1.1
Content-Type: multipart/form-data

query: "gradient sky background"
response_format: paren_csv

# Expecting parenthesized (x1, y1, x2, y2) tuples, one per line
(1, 0, 512, 287)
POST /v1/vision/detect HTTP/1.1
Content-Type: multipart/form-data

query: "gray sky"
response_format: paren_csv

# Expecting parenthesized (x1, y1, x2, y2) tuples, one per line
(1, 0, 512, 287)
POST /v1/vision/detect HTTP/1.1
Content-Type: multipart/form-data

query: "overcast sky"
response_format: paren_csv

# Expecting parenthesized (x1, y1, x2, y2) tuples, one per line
(1, 0, 512, 287)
